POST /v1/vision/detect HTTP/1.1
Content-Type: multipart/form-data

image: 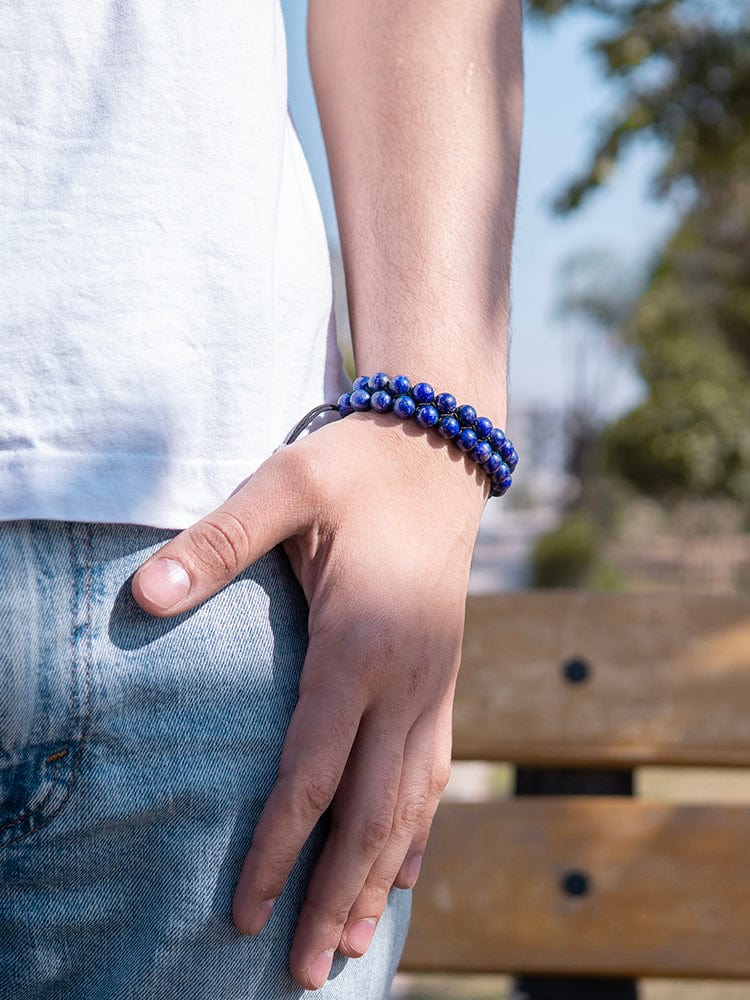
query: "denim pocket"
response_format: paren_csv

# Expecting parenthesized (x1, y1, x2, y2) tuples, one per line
(0, 522, 93, 849)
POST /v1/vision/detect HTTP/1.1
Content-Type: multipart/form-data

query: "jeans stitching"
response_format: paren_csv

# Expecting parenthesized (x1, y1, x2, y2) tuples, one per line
(0, 524, 78, 837)
(0, 522, 93, 849)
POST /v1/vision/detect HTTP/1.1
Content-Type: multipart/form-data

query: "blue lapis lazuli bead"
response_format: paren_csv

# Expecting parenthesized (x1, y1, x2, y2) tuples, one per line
(494, 461, 511, 479)
(456, 427, 478, 452)
(371, 389, 394, 413)
(350, 388, 372, 411)
(489, 427, 506, 451)
(393, 394, 417, 419)
(475, 416, 493, 440)
(456, 404, 477, 427)
(505, 448, 519, 471)
(499, 440, 515, 461)
(411, 382, 435, 404)
(337, 392, 353, 416)
(435, 392, 457, 414)
(472, 440, 493, 465)
(437, 414, 460, 439)
(388, 374, 411, 396)
(484, 451, 504, 475)
(415, 404, 440, 428)
(352, 375, 370, 392)
(490, 475, 512, 497)
(368, 371, 390, 392)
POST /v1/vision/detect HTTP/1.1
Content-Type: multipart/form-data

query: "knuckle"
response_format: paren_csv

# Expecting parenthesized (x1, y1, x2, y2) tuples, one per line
(299, 768, 340, 818)
(395, 793, 429, 832)
(190, 512, 249, 578)
(355, 811, 392, 856)
(431, 762, 452, 798)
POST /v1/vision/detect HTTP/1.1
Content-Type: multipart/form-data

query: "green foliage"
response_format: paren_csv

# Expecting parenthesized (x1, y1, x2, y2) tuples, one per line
(604, 349, 750, 503)
(527, 0, 750, 510)
(524, 0, 750, 211)
(603, 187, 750, 504)
(531, 513, 600, 587)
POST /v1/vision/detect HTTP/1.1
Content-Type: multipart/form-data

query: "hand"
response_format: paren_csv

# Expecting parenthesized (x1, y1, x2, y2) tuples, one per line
(131, 413, 487, 990)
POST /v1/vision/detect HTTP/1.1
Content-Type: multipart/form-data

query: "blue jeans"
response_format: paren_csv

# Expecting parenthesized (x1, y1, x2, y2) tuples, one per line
(0, 521, 410, 999)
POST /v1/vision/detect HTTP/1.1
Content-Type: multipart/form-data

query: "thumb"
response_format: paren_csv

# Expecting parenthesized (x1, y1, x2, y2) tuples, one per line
(132, 449, 307, 617)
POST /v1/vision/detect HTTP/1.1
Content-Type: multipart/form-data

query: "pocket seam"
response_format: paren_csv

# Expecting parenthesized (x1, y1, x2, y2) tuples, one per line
(0, 523, 93, 850)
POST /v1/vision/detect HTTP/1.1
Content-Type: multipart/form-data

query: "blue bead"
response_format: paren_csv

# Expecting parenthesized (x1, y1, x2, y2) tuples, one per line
(484, 451, 504, 475)
(353, 375, 370, 392)
(388, 374, 411, 396)
(411, 382, 435, 404)
(371, 389, 394, 413)
(490, 474, 513, 497)
(489, 427, 506, 451)
(505, 447, 519, 471)
(415, 404, 439, 428)
(368, 371, 390, 392)
(437, 414, 460, 439)
(475, 416, 493, 440)
(350, 388, 372, 411)
(500, 440, 515, 461)
(393, 394, 417, 419)
(435, 392, 457, 414)
(337, 392, 353, 416)
(472, 440, 493, 465)
(456, 428, 478, 452)
(456, 404, 477, 427)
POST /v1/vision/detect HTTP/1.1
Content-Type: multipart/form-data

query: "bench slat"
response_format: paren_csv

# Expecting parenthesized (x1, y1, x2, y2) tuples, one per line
(454, 592, 750, 766)
(401, 798, 750, 978)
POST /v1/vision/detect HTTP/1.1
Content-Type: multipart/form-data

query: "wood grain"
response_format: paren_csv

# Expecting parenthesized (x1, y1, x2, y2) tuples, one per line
(401, 798, 750, 978)
(454, 592, 750, 766)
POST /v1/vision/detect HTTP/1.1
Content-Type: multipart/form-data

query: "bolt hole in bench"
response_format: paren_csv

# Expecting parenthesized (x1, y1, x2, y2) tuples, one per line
(393, 592, 750, 1000)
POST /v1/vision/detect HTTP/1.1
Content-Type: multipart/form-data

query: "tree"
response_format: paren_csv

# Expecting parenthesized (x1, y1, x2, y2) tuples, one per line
(525, 0, 749, 212)
(526, 0, 750, 509)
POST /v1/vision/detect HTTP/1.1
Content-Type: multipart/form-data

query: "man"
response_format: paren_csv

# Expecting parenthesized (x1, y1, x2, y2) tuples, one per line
(0, 1, 522, 995)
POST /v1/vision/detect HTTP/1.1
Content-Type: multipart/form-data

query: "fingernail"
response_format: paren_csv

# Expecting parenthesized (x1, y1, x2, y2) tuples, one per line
(249, 897, 277, 935)
(405, 854, 422, 888)
(347, 917, 377, 955)
(137, 558, 191, 610)
(308, 949, 335, 989)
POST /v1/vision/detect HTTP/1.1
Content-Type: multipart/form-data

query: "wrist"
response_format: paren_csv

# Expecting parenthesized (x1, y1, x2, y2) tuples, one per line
(281, 371, 517, 505)
(341, 372, 517, 499)
(352, 357, 508, 432)
(349, 410, 491, 518)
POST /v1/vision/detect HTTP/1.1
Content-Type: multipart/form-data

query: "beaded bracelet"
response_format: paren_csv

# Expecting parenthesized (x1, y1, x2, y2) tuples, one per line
(282, 373, 518, 498)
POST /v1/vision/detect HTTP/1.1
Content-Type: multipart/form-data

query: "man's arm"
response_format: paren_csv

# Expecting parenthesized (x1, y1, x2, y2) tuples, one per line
(131, 1, 522, 990)
(310, 0, 523, 429)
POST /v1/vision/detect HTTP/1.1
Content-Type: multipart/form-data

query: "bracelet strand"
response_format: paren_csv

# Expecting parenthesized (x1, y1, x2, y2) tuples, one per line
(282, 372, 518, 499)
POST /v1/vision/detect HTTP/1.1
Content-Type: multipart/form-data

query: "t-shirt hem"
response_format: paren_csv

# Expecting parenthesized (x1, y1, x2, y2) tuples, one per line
(0, 451, 273, 531)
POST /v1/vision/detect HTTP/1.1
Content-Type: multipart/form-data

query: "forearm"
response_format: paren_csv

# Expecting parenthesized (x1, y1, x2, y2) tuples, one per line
(308, 0, 523, 426)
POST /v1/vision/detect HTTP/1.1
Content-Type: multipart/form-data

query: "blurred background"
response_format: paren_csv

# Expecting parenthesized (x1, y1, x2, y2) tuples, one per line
(280, 1, 749, 997)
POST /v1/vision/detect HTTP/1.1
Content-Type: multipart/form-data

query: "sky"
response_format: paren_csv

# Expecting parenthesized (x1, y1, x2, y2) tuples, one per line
(280, 2, 678, 418)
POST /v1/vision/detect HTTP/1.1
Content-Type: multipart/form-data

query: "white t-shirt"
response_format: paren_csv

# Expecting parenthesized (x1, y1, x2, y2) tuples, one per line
(0, 0, 346, 529)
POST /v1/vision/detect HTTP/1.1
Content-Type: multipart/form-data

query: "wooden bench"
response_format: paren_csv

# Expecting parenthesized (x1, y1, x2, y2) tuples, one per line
(399, 591, 750, 997)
